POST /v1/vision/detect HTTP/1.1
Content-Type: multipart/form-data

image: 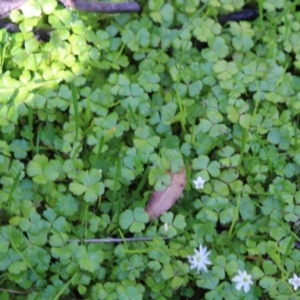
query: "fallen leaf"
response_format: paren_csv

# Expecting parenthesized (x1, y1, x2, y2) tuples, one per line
(146, 167, 186, 220)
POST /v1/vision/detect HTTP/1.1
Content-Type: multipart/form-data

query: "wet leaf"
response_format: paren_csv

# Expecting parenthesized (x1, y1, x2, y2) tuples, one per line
(146, 167, 186, 220)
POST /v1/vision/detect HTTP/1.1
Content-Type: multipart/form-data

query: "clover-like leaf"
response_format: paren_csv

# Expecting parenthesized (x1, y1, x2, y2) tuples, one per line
(150, 2, 174, 23)
(192, 155, 220, 178)
(69, 169, 105, 203)
(9, 261, 27, 274)
(193, 18, 222, 42)
(230, 22, 254, 52)
(173, 214, 186, 230)
(213, 60, 238, 80)
(75, 244, 104, 273)
(119, 208, 149, 233)
(10, 139, 29, 159)
(20, 0, 42, 18)
(202, 36, 229, 62)
(27, 154, 62, 184)
(138, 72, 160, 92)
(37, 0, 57, 14)
(55, 194, 79, 217)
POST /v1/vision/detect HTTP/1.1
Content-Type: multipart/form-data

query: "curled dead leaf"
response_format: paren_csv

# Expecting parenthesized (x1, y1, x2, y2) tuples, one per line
(146, 167, 186, 220)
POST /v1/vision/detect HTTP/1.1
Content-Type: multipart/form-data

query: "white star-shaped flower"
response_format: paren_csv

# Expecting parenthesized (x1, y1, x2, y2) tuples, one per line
(193, 176, 205, 189)
(289, 273, 300, 290)
(188, 245, 211, 273)
(232, 270, 253, 293)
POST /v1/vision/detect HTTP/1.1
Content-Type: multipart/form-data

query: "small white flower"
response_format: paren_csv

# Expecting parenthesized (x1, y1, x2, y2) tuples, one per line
(289, 273, 300, 291)
(188, 245, 211, 273)
(193, 176, 206, 189)
(164, 223, 168, 233)
(232, 270, 253, 293)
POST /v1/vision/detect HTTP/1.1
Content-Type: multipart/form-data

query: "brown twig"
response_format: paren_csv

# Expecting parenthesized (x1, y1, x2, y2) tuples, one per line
(59, 0, 140, 13)
(68, 237, 170, 243)
(0, 0, 141, 19)
(0, 288, 27, 295)
(0, 0, 140, 41)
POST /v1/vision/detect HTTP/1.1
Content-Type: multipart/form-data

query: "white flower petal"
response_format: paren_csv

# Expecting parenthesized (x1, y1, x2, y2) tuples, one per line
(187, 244, 211, 273)
(243, 283, 251, 293)
(198, 262, 208, 273)
(235, 281, 243, 291)
(193, 176, 206, 189)
(232, 270, 253, 294)
(232, 275, 240, 283)
(289, 273, 300, 291)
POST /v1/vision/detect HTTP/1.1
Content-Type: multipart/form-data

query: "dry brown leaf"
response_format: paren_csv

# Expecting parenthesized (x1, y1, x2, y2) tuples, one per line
(146, 167, 186, 220)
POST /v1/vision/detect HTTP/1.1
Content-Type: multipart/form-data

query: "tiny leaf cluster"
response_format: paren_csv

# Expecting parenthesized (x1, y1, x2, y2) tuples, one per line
(1, 0, 300, 299)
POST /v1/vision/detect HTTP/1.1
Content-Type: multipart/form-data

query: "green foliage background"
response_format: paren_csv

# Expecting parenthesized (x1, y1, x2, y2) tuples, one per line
(1, 0, 300, 299)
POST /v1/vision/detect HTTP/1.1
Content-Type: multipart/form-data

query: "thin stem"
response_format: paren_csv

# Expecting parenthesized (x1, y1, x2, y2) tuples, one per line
(0, 288, 26, 295)
(68, 237, 170, 243)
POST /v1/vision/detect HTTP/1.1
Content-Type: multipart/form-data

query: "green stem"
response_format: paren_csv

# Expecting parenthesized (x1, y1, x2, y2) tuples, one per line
(228, 193, 240, 239)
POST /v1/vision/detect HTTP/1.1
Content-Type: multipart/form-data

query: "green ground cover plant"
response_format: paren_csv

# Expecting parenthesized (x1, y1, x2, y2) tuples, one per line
(1, 0, 300, 299)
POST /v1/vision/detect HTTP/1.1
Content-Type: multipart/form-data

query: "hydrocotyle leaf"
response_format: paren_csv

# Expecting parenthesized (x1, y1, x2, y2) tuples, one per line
(146, 167, 186, 220)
